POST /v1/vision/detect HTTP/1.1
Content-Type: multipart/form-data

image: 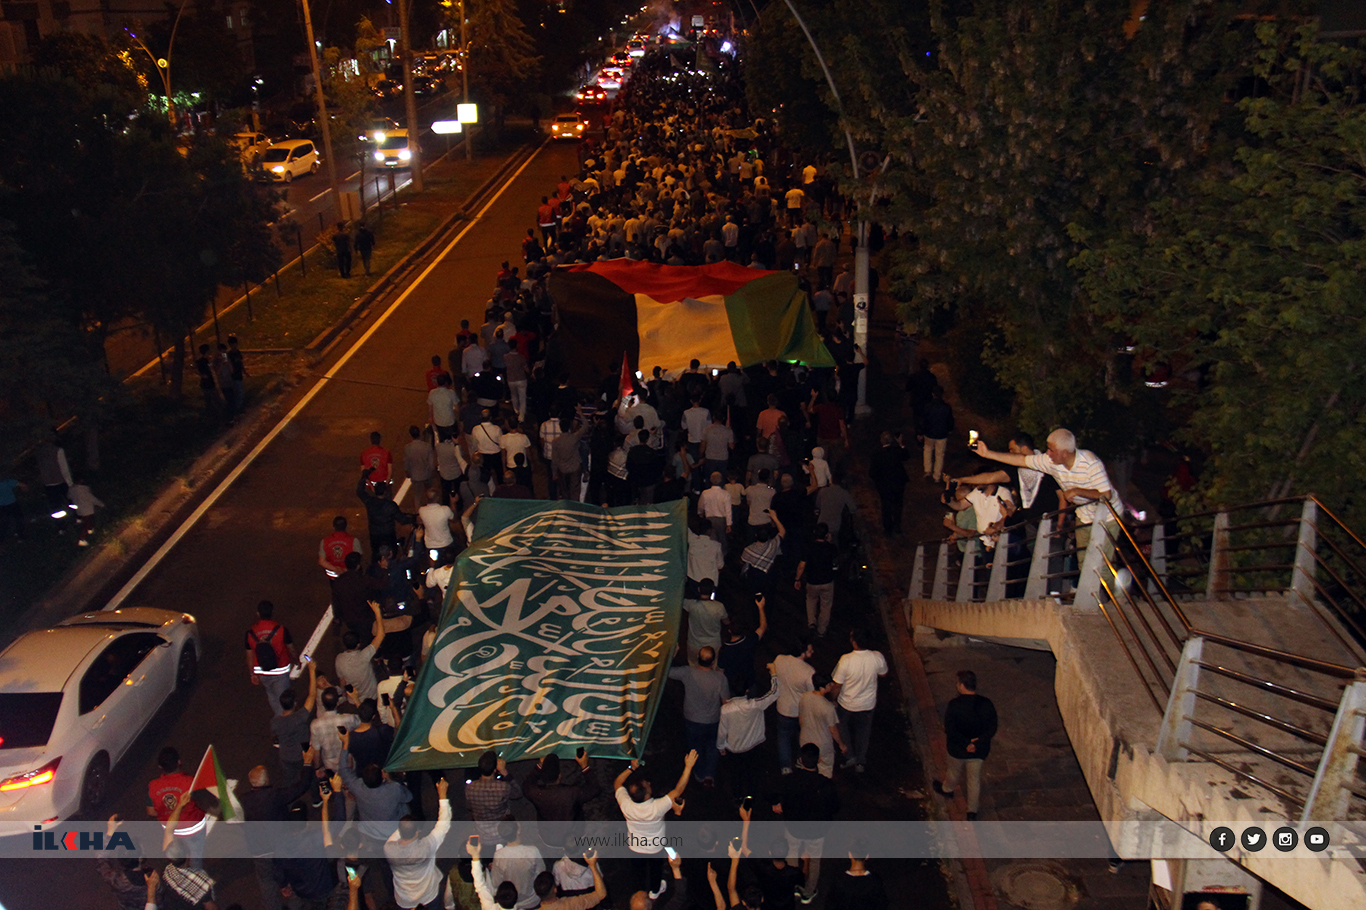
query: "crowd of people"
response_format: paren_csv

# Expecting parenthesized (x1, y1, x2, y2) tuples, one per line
(88, 30, 1152, 910)
(91, 44, 913, 910)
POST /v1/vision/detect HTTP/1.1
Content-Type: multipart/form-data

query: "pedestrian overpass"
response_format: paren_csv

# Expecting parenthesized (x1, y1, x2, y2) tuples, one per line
(907, 496, 1366, 910)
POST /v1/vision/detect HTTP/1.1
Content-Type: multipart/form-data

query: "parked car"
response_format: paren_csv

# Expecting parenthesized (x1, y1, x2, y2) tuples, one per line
(0, 607, 199, 832)
(550, 112, 587, 141)
(257, 139, 319, 182)
(227, 131, 270, 170)
(373, 129, 412, 168)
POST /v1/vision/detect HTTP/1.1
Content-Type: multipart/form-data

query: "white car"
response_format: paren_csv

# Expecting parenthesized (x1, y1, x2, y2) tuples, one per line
(0, 607, 199, 833)
(550, 113, 587, 140)
(374, 129, 413, 168)
(257, 139, 320, 182)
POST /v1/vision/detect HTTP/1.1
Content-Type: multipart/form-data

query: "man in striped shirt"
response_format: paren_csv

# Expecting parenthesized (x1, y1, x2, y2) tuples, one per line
(973, 428, 1121, 551)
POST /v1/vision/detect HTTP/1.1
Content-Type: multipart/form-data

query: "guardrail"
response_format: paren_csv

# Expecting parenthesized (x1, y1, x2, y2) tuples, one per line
(909, 494, 1366, 821)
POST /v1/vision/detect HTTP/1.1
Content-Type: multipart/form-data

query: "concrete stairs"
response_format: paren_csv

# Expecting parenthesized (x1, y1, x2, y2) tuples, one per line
(911, 595, 1366, 910)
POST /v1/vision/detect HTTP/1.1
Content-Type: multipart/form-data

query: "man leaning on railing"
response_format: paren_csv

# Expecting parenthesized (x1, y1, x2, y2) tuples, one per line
(972, 428, 1123, 556)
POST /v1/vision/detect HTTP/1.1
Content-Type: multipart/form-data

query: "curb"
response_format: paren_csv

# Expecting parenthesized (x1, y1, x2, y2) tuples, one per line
(305, 140, 543, 362)
(851, 418, 1000, 910)
(6, 139, 538, 646)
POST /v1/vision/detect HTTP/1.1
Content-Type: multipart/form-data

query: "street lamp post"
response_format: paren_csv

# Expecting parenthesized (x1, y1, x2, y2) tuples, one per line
(127, 0, 192, 131)
(778, 0, 879, 415)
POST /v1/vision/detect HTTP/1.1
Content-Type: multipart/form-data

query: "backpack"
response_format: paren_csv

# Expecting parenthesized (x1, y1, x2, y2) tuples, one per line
(252, 624, 280, 671)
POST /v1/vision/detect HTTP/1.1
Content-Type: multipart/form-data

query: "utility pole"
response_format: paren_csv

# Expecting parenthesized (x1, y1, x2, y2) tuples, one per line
(780, 0, 875, 415)
(461, 0, 472, 160)
(398, 0, 424, 190)
(299, 0, 342, 223)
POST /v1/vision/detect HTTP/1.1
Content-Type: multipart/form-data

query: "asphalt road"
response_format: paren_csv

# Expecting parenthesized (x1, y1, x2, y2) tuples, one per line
(0, 117, 952, 909)
(0, 135, 586, 910)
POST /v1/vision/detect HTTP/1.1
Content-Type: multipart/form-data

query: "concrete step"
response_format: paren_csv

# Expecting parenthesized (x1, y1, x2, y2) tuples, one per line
(911, 595, 1366, 910)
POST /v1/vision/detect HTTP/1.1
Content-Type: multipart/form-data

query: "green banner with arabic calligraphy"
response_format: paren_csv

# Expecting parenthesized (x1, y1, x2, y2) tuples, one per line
(385, 498, 687, 771)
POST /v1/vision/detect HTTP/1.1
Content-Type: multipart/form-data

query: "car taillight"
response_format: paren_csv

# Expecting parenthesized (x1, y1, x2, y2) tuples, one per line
(0, 758, 60, 792)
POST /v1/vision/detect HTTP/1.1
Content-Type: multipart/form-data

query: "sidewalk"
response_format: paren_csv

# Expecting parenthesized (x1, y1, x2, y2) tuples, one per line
(847, 309, 1154, 909)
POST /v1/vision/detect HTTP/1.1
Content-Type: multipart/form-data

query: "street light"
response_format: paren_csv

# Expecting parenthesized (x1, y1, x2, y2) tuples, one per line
(126, 0, 192, 130)
(778, 0, 885, 415)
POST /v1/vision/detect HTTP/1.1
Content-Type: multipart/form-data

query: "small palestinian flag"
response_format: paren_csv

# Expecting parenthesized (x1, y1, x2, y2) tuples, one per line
(548, 260, 834, 385)
(189, 744, 235, 821)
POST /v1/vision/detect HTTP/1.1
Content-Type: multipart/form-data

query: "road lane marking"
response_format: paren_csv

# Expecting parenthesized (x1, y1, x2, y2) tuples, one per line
(290, 473, 412, 673)
(104, 143, 545, 611)
(309, 188, 332, 202)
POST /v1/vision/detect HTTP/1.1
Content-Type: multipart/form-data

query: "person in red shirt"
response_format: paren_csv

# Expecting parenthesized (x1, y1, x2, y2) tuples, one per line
(424, 354, 451, 391)
(359, 432, 392, 487)
(319, 516, 362, 577)
(556, 175, 572, 200)
(537, 196, 557, 242)
(245, 599, 297, 714)
(146, 746, 207, 868)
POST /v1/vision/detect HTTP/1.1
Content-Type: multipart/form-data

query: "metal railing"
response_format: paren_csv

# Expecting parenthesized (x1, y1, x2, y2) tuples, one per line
(909, 494, 1366, 822)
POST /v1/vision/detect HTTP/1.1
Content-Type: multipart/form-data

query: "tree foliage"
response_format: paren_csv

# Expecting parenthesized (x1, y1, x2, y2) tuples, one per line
(0, 36, 277, 411)
(1075, 24, 1366, 521)
(463, 0, 541, 129)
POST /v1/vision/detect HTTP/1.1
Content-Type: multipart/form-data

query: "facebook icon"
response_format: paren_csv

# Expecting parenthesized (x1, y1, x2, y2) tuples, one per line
(1209, 826, 1235, 852)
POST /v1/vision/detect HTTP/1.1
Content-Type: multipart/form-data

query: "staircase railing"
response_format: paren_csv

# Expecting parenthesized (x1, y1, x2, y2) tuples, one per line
(909, 493, 1366, 821)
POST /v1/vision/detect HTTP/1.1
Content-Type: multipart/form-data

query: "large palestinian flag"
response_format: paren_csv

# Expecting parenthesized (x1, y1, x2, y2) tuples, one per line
(548, 260, 834, 385)
(386, 498, 687, 771)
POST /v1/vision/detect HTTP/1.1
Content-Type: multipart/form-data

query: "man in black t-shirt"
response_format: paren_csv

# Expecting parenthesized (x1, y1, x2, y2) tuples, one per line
(795, 523, 838, 637)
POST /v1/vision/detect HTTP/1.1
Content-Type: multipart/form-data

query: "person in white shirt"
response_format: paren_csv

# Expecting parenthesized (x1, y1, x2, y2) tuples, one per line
(799, 673, 848, 778)
(500, 425, 532, 473)
(687, 516, 724, 595)
(386, 778, 451, 909)
(973, 427, 1121, 552)
(470, 413, 505, 482)
(772, 639, 816, 774)
(681, 578, 728, 664)
(613, 750, 697, 899)
(418, 488, 457, 560)
(697, 473, 732, 553)
(717, 673, 780, 797)
(831, 627, 888, 774)
(489, 821, 543, 910)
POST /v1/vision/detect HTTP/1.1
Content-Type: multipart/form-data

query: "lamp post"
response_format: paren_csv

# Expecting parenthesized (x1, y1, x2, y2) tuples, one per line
(126, 0, 191, 131)
(778, 0, 881, 415)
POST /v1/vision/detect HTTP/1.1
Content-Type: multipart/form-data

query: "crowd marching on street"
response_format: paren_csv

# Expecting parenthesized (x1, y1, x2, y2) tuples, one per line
(90, 34, 1137, 910)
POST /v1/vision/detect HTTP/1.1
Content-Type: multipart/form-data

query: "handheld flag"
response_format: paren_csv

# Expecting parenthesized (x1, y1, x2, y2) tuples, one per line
(189, 745, 235, 821)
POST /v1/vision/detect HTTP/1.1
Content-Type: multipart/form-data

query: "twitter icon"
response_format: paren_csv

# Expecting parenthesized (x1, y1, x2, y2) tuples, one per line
(1241, 827, 1267, 852)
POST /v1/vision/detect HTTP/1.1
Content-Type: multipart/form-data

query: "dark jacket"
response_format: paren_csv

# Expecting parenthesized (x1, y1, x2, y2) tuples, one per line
(239, 767, 313, 856)
(331, 570, 384, 627)
(525, 766, 602, 846)
(945, 692, 998, 760)
(356, 475, 410, 537)
(777, 767, 839, 839)
(921, 399, 955, 440)
(867, 443, 909, 492)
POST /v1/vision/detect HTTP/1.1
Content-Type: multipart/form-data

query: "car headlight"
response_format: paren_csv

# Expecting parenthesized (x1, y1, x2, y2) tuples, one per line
(0, 757, 60, 792)
(374, 151, 384, 162)
(398, 149, 411, 161)
(271, 164, 284, 173)
(373, 130, 386, 141)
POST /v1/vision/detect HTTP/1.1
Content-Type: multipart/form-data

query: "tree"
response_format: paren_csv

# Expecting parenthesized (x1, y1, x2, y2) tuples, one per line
(0, 37, 279, 399)
(1075, 24, 1366, 523)
(463, 0, 541, 132)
